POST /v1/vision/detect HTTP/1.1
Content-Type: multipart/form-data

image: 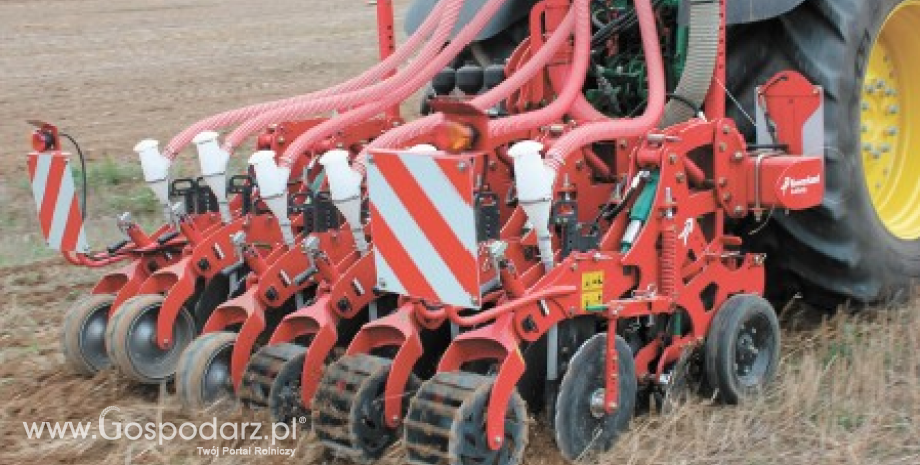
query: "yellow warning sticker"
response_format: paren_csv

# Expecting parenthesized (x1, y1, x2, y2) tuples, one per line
(581, 271, 605, 309)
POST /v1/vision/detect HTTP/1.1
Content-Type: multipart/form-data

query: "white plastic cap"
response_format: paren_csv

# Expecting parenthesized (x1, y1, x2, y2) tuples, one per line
(194, 131, 231, 221)
(135, 139, 170, 182)
(408, 144, 438, 153)
(249, 150, 289, 198)
(134, 139, 171, 207)
(510, 141, 555, 203)
(319, 149, 362, 202)
(193, 131, 229, 177)
(318, 149, 367, 253)
(249, 150, 293, 245)
(509, 140, 556, 271)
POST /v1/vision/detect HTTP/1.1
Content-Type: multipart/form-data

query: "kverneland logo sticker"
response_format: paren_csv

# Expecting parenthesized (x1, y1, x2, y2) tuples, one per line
(780, 174, 821, 196)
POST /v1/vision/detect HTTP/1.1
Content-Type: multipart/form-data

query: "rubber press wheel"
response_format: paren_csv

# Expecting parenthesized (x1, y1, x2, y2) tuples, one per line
(728, 0, 920, 307)
(554, 334, 637, 463)
(704, 295, 781, 404)
(61, 294, 115, 375)
(105, 294, 196, 384)
(176, 331, 238, 411)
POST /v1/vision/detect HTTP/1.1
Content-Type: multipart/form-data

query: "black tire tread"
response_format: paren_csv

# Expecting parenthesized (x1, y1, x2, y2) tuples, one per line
(728, 0, 918, 307)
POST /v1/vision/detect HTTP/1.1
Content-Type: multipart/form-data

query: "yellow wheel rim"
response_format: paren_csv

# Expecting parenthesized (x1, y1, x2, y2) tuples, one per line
(862, 1, 920, 240)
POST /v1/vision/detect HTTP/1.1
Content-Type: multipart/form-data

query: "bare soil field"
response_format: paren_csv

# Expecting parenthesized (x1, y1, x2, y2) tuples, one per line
(0, 1, 918, 464)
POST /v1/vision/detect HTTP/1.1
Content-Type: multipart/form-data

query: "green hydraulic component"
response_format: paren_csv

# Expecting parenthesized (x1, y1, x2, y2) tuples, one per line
(585, 0, 686, 118)
(621, 171, 659, 252)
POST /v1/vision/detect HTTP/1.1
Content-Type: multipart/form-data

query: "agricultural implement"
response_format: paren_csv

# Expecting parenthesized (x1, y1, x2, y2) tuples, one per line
(26, 0, 920, 463)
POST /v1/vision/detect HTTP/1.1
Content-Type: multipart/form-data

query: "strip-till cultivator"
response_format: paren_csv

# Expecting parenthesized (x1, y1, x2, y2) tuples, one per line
(32, 0, 920, 463)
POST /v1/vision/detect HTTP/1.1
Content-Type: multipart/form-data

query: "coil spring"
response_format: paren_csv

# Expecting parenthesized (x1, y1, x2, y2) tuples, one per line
(660, 223, 677, 299)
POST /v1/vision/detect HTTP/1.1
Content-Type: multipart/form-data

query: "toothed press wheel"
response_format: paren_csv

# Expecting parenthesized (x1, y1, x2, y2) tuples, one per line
(313, 354, 419, 464)
(405, 372, 528, 465)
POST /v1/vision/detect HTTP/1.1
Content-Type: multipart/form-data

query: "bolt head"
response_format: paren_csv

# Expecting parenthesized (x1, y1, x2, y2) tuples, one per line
(493, 436, 503, 445)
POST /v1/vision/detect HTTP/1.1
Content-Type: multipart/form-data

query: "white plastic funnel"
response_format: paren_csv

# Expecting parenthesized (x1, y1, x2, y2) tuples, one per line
(193, 131, 231, 222)
(134, 139, 173, 221)
(319, 149, 367, 253)
(249, 150, 294, 245)
(510, 140, 556, 271)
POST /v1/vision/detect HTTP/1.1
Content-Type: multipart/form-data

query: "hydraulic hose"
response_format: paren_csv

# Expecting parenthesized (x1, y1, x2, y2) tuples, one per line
(544, 0, 665, 171)
(160, 0, 446, 160)
(226, 0, 467, 164)
(279, 0, 532, 167)
(350, 7, 578, 176)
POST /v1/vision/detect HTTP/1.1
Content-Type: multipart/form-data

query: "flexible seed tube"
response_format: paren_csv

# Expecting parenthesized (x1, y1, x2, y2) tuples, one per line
(486, 0, 592, 141)
(222, 0, 467, 159)
(349, 7, 578, 176)
(544, 0, 665, 171)
(160, 1, 446, 159)
(278, 0, 546, 165)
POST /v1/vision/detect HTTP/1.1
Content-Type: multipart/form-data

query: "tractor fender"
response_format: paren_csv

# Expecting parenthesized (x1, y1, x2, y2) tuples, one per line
(406, 0, 809, 39)
(725, 0, 808, 24)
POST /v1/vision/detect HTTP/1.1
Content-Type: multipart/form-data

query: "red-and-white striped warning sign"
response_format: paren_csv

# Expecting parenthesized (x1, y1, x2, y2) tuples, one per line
(27, 152, 89, 252)
(367, 150, 480, 308)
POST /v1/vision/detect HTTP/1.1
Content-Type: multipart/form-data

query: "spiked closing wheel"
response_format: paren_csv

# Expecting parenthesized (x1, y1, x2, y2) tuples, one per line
(239, 343, 310, 427)
(704, 294, 780, 404)
(554, 334, 636, 463)
(313, 354, 419, 464)
(176, 331, 237, 411)
(405, 372, 528, 465)
(61, 294, 115, 375)
(105, 294, 196, 384)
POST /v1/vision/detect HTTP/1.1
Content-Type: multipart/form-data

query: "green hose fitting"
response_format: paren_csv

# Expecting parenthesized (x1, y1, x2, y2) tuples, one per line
(621, 171, 660, 252)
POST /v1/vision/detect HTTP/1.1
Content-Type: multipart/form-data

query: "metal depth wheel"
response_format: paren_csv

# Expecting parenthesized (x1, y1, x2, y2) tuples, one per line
(313, 354, 418, 464)
(705, 294, 780, 405)
(238, 343, 310, 427)
(61, 294, 115, 375)
(404, 372, 528, 465)
(554, 334, 637, 463)
(861, 1, 920, 239)
(176, 331, 237, 411)
(105, 294, 196, 384)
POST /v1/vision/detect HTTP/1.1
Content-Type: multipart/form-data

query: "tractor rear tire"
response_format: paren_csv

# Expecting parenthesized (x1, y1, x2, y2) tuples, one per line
(728, 0, 920, 308)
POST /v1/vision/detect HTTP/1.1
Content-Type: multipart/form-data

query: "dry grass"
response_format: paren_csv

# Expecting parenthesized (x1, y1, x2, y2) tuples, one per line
(1, 267, 917, 465)
(603, 304, 920, 465)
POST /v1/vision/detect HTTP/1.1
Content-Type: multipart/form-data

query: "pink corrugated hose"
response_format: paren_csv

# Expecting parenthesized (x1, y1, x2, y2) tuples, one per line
(277, 0, 549, 168)
(350, 6, 579, 176)
(545, 0, 665, 171)
(221, 0, 468, 157)
(160, 0, 446, 159)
